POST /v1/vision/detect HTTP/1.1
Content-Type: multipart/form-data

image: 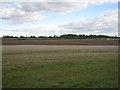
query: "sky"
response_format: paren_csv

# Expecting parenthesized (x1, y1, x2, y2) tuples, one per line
(0, 0, 119, 37)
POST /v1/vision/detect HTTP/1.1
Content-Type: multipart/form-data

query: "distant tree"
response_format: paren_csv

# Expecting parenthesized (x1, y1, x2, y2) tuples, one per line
(38, 36, 47, 39)
(30, 36, 36, 38)
(2, 34, 118, 40)
(2, 35, 14, 38)
(53, 35, 58, 39)
(79, 34, 86, 39)
(20, 36, 25, 38)
(60, 34, 79, 39)
(14, 36, 18, 38)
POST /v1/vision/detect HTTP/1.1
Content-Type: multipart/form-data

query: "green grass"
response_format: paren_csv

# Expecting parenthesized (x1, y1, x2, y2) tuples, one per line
(2, 46, 118, 88)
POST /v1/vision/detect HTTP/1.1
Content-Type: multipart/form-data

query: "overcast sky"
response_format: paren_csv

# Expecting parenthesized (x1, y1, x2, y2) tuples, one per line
(0, 0, 118, 36)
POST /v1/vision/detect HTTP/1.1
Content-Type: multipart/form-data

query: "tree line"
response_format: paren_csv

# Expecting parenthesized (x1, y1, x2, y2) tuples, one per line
(2, 34, 118, 40)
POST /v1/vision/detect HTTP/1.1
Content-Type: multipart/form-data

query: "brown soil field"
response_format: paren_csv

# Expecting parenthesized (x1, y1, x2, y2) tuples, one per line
(2, 39, 118, 45)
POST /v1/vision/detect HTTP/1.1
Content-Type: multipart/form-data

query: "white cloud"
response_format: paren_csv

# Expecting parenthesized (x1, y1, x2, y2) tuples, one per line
(0, 1, 118, 36)
(0, 1, 118, 24)
(15, 1, 118, 14)
(15, 2, 86, 14)
(0, 9, 118, 36)
(60, 9, 118, 36)
(0, 25, 62, 36)
(0, 7, 47, 24)
(2, 0, 119, 2)
(0, 26, 13, 31)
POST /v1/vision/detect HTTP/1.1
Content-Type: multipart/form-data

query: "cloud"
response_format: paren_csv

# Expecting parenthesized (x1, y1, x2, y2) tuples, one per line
(0, 1, 118, 25)
(15, 2, 87, 14)
(0, 25, 62, 36)
(0, 9, 118, 36)
(0, 7, 47, 24)
(60, 9, 118, 36)
(1, 0, 119, 2)
(0, 26, 14, 32)
(0, 1, 118, 36)
(15, 1, 118, 14)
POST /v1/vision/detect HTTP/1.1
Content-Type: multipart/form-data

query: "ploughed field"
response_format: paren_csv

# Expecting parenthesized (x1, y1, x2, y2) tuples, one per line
(2, 45, 118, 88)
(2, 39, 118, 45)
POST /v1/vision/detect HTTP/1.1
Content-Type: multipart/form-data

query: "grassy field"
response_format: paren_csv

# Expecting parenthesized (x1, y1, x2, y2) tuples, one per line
(2, 45, 118, 88)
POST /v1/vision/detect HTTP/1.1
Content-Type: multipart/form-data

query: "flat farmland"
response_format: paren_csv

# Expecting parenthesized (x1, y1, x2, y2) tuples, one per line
(2, 45, 118, 88)
(2, 39, 118, 45)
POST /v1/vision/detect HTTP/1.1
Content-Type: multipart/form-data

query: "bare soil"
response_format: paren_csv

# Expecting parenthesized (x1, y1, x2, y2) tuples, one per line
(2, 40, 118, 45)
